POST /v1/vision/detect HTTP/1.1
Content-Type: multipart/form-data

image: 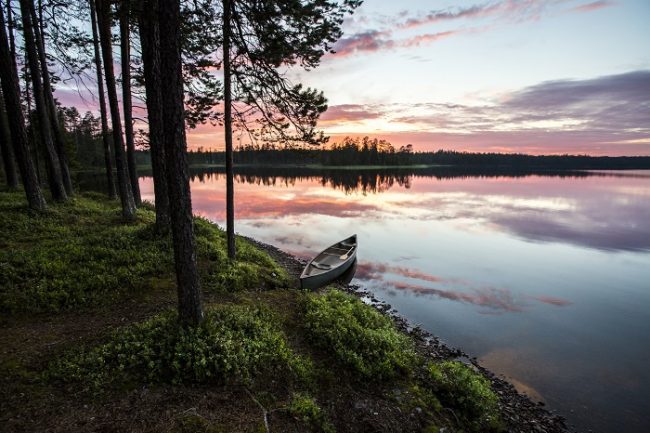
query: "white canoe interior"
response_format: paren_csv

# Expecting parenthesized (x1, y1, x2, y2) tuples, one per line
(301, 235, 357, 278)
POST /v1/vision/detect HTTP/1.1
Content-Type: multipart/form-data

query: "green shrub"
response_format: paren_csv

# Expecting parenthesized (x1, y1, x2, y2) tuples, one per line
(427, 361, 502, 431)
(303, 289, 417, 379)
(49, 305, 303, 385)
(289, 393, 335, 433)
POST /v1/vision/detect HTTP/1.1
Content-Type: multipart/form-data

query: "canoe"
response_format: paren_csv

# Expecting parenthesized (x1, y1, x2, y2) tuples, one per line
(300, 235, 357, 290)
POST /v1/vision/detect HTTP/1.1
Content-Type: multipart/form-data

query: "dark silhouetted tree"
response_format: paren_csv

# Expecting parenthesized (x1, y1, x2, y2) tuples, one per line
(159, 0, 203, 325)
(137, 0, 170, 232)
(29, 0, 73, 195)
(89, 0, 116, 198)
(220, 0, 361, 259)
(120, 0, 141, 205)
(0, 4, 46, 210)
(0, 88, 18, 189)
(96, 0, 136, 220)
(19, 0, 67, 202)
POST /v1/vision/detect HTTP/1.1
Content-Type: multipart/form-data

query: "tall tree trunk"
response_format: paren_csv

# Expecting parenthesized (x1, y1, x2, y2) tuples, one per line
(89, 0, 116, 199)
(29, 0, 73, 195)
(223, 0, 235, 260)
(0, 88, 19, 189)
(96, 0, 136, 220)
(18, 0, 67, 202)
(158, 0, 203, 326)
(24, 74, 41, 182)
(6, 0, 16, 67)
(138, 0, 169, 232)
(0, 5, 46, 210)
(120, 0, 140, 205)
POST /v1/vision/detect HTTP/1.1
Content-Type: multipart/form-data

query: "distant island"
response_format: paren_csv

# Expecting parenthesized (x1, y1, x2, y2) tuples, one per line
(134, 137, 650, 171)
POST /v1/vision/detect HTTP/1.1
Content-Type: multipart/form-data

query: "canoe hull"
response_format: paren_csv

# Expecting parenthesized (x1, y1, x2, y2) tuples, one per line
(300, 252, 357, 290)
(300, 235, 357, 290)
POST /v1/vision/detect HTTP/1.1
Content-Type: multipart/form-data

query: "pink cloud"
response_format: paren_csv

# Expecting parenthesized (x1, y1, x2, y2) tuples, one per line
(400, 31, 459, 48)
(389, 280, 526, 313)
(331, 30, 394, 57)
(319, 104, 384, 123)
(532, 296, 573, 307)
(569, 1, 614, 13)
(355, 262, 446, 284)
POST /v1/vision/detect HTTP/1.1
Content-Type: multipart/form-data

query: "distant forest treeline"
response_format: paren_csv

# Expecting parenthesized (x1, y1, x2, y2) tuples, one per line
(132, 137, 650, 170)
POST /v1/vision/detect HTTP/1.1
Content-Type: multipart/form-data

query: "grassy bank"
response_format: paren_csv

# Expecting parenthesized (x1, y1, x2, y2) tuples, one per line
(1, 189, 506, 432)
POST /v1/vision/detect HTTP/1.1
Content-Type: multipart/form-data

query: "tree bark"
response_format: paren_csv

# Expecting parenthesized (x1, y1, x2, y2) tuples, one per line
(96, 0, 136, 220)
(158, 0, 203, 326)
(223, 0, 235, 260)
(138, 0, 169, 232)
(18, 0, 67, 202)
(0, 5, 46, 210)
(29, 0, 73, 195)
(89, 0, 116, 199)
(24, 73, 43, 183)
(6, 0, 16, 68)
(120, 0, 141, 205)
(0, 88, 19, 189)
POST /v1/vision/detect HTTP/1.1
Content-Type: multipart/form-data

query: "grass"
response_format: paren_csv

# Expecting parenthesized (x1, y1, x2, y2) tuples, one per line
(0, 190, 288, 313)
(0, 189, 508, 433)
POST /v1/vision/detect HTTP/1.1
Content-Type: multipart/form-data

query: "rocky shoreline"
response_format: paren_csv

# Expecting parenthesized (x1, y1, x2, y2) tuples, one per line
(246, 236, 572, 433)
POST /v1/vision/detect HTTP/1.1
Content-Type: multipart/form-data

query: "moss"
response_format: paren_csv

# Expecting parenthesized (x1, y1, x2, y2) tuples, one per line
(0, 191, 290, 313)
(47, 305, 305, 386)
(0, 192, 172, 313)
(396, 383, 442, 417)
(426, 361, 502, 432)
(289, 392, 336, 433)
(303, 289, 417, 380)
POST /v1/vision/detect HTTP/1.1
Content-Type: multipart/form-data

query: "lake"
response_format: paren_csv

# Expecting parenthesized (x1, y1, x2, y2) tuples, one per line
(139, 168, 650, 433)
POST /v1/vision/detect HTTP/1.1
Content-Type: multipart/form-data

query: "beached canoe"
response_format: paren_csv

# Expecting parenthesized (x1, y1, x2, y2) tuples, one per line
(300, 235, 357, 290)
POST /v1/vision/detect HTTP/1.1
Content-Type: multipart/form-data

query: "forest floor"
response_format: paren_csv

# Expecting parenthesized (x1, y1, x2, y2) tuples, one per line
(0, 189, 569, 433)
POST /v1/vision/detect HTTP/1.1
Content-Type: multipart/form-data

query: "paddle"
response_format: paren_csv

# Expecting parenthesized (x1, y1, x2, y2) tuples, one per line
(339, 246, 355, 260)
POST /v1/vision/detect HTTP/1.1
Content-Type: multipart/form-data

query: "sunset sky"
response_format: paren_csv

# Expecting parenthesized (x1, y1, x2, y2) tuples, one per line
(60, 0, 650, 155)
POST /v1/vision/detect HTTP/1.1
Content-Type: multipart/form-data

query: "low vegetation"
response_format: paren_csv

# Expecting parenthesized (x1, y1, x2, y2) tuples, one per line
(288, 393, 336, 433)
(1, 190, 507, 432)
(0, 191, 287, 313)
(427, 360, 502, 431)
(49, 305, 302, 386)
(304, 289, 418, 379)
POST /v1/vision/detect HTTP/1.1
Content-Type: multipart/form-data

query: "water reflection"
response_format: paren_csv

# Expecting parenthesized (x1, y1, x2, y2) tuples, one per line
(164, 168, 650, 252)
(355, 261, 572, 314)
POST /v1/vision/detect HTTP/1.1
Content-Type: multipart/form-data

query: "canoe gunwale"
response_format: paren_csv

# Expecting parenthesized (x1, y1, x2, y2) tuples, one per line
(300, 235, 357, 290)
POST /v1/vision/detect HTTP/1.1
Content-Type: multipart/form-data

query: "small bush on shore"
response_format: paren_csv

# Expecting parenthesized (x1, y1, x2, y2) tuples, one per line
(289, 393, 336, 433)
(303, 289, 417, 380)
(48, 305, 305, 385)
(427, 361, 502, 431)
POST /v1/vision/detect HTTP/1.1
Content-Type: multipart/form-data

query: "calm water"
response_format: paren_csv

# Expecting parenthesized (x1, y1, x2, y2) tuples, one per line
(138, 168, 650, 433)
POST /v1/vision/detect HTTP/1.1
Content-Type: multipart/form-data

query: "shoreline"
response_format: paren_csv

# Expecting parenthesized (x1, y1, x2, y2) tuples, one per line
(0, 189, 573, 432)
(245, 235, 572, 433)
